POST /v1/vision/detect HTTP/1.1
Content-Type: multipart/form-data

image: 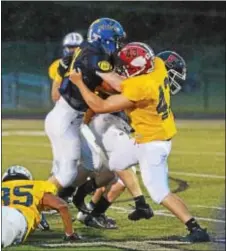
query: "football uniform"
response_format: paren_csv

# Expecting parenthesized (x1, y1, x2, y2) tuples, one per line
(121, 56, 177, 143)
(48, 59, 60, 81)
(45, 41, 114, 188)
(107, 57, 176, 204)
(1, 180, 57, 247)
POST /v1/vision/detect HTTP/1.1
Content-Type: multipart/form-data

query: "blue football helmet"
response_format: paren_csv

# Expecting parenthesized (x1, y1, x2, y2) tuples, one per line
(157, 51, 187, 95)
(87, 18, 126, 55)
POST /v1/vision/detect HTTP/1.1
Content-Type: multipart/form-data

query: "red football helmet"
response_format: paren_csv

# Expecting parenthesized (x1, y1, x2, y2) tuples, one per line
(117, 42, 155, 77)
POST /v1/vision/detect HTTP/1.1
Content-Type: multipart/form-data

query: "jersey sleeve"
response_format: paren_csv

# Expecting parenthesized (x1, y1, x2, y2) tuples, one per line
(121, 75, 152, 101)
(36, 181, 58, 197)
(73, 42, 114, 73)
(48, 59, 60, 80)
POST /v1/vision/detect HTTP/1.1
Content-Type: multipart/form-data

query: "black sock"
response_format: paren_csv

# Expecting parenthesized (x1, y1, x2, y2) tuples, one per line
(134, 195, 146, 208)
(91, 196, 111, 216)
(73, 179, 97, 206)
(88, 200, 96, 209)
(185, 218, 201, 232)
(58, 186, 75, 200)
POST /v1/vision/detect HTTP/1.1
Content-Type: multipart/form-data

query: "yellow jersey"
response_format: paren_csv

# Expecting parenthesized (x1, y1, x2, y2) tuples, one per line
(1, 180, 57, 241)
(48, 58, 61, 81)
(48, 48, 82, 82)
(121, 57, 177, 143)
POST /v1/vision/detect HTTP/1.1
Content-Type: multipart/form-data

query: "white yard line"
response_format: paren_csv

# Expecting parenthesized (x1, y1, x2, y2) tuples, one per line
(172, 151, 225, 157)
(170, 171, 225, 179)
(110, 206, 225, 224)
(193, 205, 225, 210)
(2, 131, 46, 136)
(2, 154, 225, 179)
(2, 141, 225, 157)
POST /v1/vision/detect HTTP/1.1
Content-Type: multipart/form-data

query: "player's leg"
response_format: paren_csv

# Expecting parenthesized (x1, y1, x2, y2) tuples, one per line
(137, 140, 210, 242)
(105, 178, 126, 202)
(45, 98, 83, 190)
(76, 187, 105, 223)
(88, 187, 106, 209)
(2, 206, 27, 248)
(106, 130, 153, 221)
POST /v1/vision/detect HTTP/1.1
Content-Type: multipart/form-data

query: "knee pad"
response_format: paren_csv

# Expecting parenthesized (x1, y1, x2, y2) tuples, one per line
(54, 160, 79, 188)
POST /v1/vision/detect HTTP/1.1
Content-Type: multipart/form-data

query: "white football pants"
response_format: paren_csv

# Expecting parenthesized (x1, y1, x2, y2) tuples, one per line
(2, 206, 27, 248)
(100, 126, 172, 205)
(45, 97, 84, 187)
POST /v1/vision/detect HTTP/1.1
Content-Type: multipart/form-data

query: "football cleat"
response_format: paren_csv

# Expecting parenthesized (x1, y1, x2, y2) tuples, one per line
(128, 204, 154, 221)
(99, 213, 116, 225)
(181, 228, 210, 243)
(84, 214, 118, 229)
(77, 211, 88, 223)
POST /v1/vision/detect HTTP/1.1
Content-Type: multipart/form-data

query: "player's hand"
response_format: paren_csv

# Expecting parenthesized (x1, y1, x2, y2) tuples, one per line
(69, 68, 83, 86)
(63, 232, 82, 242)
(57, 54, 73, 77)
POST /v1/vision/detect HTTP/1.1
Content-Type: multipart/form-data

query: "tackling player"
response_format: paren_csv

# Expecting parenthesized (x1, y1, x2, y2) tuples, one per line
(45, 21, 152, 226)
(69, 43, 210, 243)
(1, 165, 80, 248)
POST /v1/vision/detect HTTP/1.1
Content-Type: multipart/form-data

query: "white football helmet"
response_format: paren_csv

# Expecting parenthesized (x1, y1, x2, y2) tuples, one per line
(2, 165, 33, 181)
(62, 32, 84, 48)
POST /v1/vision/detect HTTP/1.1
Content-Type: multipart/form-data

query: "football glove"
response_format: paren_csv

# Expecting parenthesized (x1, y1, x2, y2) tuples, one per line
(57, 53, 73, 78)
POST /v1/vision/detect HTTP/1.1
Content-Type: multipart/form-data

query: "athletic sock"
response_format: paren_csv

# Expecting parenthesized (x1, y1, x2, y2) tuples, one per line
(185, 218, 201, 232)
(58, 186, 75, 200)
(73, 179, 97, 206)
(87, 200, 96, 211)
(91, 196, 111, 216)
(134, 195, 147, 208)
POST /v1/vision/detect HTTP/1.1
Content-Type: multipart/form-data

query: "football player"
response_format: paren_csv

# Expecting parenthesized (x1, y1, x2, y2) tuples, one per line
(75, 50, 186, 227)
(48, 32, 84, 102)
(156, 50, 187, 95)
(45, 18, 126, 192)
(46, 19, 152, 223)
(69, 43, 210, 243)
(1, 165, 80, 248)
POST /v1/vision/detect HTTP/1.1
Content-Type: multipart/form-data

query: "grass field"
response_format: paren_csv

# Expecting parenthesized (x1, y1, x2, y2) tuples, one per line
(2, 119, 225, 251)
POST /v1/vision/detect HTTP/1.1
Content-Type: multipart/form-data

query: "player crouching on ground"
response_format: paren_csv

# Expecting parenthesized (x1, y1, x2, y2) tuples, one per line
(69, 43, 210, 243)
(1, 165, 80, 248)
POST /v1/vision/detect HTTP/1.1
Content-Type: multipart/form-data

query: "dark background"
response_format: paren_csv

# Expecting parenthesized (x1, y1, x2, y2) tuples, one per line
(1, 1, 225, 117)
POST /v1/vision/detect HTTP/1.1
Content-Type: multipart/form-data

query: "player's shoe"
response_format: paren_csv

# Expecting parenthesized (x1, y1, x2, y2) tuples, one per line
(77, 211, 88, 223)
(99, 213, 117, 225)
(63, 233, 82, 242)
(128, 204, 154, 221)
(84, 214, 118, 229)
(181, 228, 210, 243)
(77, 210, 116, 226)
(38, 214, 50, 231)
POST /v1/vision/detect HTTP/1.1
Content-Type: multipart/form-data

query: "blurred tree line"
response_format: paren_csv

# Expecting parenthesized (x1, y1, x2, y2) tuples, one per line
(2, 1, 225, 46)
(1, 1, 225, 114)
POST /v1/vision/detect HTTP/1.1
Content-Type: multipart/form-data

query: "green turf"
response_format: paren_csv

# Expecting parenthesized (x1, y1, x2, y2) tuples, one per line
(2, 119, 225, 251)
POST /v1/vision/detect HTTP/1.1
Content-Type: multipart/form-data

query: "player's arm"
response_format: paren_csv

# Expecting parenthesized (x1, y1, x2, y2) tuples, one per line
(96, 71, 124, 92)
(51, 78, 61, 102)
(48, 60, 62, 102)
(69, 69, 134, 113)
(41, 193, 75, 236)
